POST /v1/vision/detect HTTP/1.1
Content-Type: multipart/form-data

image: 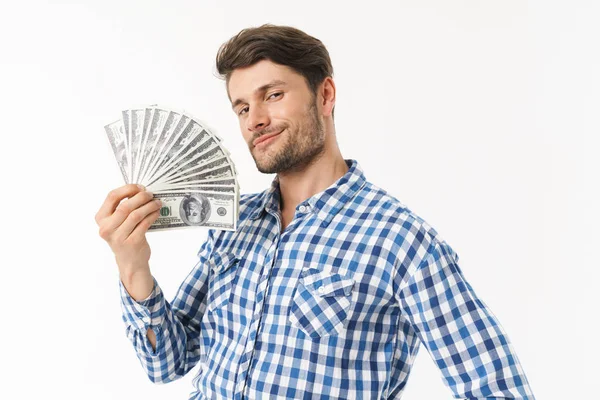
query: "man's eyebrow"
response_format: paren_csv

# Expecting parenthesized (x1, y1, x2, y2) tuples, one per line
(231, 79, 287, 110)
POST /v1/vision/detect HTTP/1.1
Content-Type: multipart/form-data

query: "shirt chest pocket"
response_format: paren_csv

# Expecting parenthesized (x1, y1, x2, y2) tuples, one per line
(289, 268, 355, 339)
(206, 250, 240, 313)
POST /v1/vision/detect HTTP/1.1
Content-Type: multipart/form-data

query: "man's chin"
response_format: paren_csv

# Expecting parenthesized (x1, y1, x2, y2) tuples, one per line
(252, 143, 282, 173)
(253, 154, 287, 174)
(254, 160, 278, 174)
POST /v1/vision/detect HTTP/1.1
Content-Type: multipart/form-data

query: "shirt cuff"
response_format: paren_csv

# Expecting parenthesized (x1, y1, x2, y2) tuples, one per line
(119, 276, 166, 332)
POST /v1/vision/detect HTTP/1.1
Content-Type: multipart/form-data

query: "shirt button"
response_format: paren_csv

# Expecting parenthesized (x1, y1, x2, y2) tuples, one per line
(298, 205, 307, 213)
(318, 286, 324, 293)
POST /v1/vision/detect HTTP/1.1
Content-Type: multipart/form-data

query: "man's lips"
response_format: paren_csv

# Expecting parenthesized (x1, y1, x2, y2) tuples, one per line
(253, 129, 283, 147)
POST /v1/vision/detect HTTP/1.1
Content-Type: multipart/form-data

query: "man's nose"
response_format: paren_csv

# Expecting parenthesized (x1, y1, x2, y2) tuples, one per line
(246, 104, 270, 132)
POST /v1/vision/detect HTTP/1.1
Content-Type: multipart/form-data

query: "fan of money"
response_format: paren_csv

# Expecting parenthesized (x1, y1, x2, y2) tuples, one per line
(104, 105, 240, 232)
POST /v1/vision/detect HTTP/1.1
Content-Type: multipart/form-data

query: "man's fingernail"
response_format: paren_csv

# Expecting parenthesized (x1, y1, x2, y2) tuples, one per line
(137, 184, 145, 191)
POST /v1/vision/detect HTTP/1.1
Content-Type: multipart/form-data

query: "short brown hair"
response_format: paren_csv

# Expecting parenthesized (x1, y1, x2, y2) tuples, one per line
(215, 24, 335, 117)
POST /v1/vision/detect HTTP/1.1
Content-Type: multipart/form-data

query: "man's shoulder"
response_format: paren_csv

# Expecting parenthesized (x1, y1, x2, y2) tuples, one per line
(359, 180, 448, 247)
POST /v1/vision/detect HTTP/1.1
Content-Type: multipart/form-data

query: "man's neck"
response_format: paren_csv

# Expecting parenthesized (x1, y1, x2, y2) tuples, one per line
(277, 151, 349, 216)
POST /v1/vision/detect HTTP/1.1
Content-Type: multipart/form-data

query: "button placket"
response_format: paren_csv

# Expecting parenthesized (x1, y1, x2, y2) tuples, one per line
(235, 240, 279, 397)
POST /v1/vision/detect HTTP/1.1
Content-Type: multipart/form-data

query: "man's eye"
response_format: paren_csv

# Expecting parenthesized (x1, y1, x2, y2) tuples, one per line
(238, 93, 280, 116)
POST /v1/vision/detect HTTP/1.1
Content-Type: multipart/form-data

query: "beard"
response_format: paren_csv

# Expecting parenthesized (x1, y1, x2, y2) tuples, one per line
(251, 96, 326, 174)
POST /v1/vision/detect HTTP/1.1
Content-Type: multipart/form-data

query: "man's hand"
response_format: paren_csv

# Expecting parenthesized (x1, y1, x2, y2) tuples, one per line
(95, 184, 163, 301)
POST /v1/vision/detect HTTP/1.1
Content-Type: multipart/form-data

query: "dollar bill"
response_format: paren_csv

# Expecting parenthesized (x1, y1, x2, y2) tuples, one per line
(153, 185, 237, 194)
(137, 107, 169, 184)
(162, 177, 236, 187)
(161, 159, 237, 186)
(150, 191, 238, 231)
(150, 177, 237, 192)
(149, 149, 229, 188)
(104, 119, 130, 183)
(129, 107, 149, 183)
(121, 110, 133, 180)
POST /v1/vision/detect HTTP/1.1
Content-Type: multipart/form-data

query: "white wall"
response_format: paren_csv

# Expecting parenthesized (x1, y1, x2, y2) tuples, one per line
(0, 1, 597, 398)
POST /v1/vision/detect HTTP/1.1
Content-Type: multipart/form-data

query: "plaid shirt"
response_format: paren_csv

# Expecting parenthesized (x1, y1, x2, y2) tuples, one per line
(120, 158, 535, 399)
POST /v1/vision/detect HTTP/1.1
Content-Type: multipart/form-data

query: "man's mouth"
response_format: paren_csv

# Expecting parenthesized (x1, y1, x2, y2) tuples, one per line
(253, 129, 284, 148)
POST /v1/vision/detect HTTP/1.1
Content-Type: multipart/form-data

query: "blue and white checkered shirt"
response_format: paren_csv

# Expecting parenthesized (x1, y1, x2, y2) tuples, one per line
(120, 158, 535, 399)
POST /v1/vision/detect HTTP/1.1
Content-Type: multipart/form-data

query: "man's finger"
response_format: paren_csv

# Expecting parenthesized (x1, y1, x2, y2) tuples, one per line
(101, 191, 156, 236)
(95, 184, 145, 224)
(114, 198, 163, 240)
(129, 209, 162, 241)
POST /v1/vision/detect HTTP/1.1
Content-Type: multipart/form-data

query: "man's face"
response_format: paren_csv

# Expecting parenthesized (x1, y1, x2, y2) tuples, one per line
(228, 59, 325, 174)
(185, 200, 202, 223)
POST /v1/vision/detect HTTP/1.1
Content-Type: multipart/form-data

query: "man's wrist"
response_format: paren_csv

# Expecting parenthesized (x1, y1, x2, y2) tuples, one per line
(120, 269, 154, 302)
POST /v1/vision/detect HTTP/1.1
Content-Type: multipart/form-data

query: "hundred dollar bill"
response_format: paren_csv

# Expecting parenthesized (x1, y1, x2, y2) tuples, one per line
(121, 110, 133, 180)
(158, 177, 236, 188)
(138, 107, 170, 184)
(138, 107, 154, 181)
(149, 150, 230, 188)
(104, 119, 130, 183)
(129, 107, 149, 183)
(153, 185, 237, 194)
(150, 177, 237, 192)
(150, 191, 238, 231)
(163, 158, 237, 186)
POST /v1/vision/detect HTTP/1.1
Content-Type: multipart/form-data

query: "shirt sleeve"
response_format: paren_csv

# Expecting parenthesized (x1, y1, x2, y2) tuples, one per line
(396, 239, 535, 399)
(119, 228, 216, 384)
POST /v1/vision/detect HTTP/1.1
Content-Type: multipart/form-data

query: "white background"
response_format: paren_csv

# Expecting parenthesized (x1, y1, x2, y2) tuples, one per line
(0, 1, 597, 399)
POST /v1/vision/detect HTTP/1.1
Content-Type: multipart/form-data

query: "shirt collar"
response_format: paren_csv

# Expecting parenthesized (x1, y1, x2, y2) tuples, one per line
(249, 159, 367, 225)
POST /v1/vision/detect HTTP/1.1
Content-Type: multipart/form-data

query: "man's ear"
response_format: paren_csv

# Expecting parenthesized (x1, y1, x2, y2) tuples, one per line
(320, 77, 336, 117)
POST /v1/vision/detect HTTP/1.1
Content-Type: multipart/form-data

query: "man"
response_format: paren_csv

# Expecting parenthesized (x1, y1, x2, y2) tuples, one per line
(96, 24, 535, 399)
